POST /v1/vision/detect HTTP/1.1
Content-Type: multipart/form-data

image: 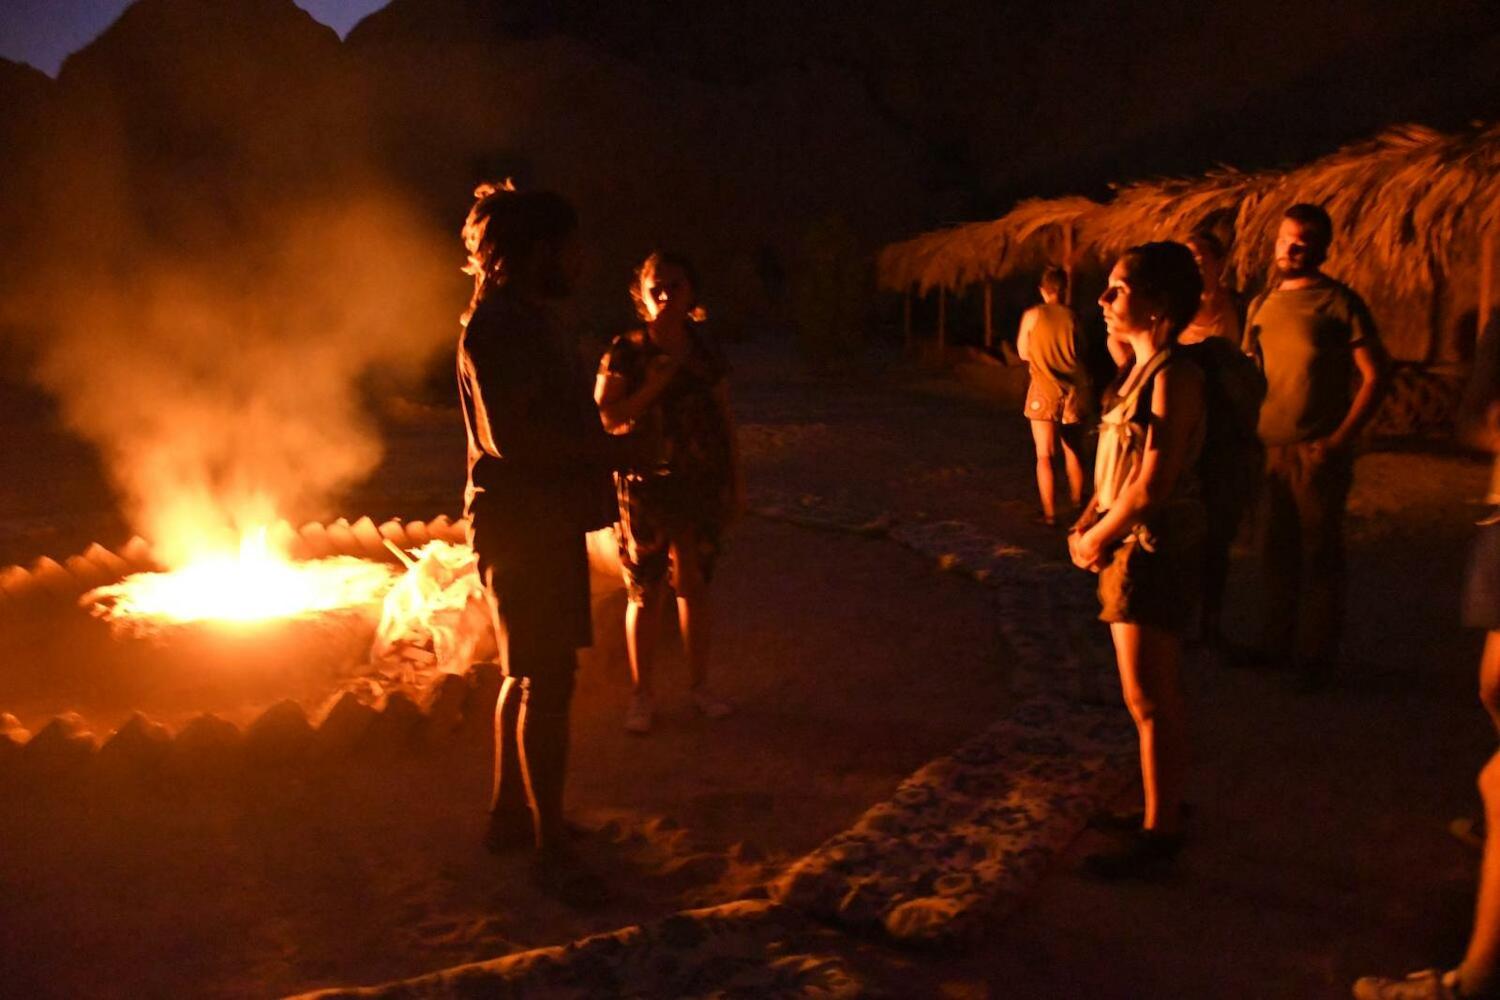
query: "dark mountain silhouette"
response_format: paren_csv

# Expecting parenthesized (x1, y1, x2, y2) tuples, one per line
(0, 0, 936, 372)
(349, 0, 1500, 206)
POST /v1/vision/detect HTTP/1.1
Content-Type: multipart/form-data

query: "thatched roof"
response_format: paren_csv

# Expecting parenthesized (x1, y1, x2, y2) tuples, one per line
(1079, 169, 1269, 262)
(876, 196, 1093, 294)
(1230, 122, 1500, 299)
(879, 121, 1500, 305)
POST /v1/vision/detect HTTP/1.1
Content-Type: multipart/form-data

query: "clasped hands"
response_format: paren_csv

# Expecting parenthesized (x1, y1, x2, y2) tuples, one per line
(1068, 526, 1106, 573)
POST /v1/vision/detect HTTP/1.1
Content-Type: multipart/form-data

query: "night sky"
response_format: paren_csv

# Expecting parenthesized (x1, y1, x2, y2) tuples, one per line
(0, 0, 391, 75)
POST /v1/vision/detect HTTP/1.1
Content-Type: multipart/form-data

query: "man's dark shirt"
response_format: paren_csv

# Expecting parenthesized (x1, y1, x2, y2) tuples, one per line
(457, 288, 609, 530)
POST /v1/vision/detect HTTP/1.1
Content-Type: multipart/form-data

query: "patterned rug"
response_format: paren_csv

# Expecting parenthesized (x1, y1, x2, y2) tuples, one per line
(770, 696, 1134, 945)
(294, 503, 1135, 994)
(286, 900, 864, 1000)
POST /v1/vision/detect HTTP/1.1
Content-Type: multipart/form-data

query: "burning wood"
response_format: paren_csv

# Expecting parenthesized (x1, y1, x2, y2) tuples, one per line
(371, 540, 493, 674)
(83, 526, 401, 633)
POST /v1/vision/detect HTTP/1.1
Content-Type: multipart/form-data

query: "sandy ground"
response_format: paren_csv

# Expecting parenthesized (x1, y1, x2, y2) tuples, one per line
(0, 337, 1495, 998)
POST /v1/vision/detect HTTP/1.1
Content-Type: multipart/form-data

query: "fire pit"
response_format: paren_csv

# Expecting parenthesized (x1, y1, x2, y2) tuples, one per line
(0, 516, 476, 734)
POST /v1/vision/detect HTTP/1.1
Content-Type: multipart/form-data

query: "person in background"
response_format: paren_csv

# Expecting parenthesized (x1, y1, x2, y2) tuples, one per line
(1178, 231, 1265, 651)
(1180, 231, 1243, 346)
(596, 251, 741, 735)
(1243, 203, 1389, 690)
(1351, 315, 1500, 1000)
(457, 182, 613, 906)
(1069, 242, 1206, 878)
(1019, 265, 1093, 526)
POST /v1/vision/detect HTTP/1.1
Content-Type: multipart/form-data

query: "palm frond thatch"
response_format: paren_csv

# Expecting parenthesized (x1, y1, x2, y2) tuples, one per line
(881, 120, 1500, 335)
(876, 196, 1095, 294)
(1230, 122, 1500, 299)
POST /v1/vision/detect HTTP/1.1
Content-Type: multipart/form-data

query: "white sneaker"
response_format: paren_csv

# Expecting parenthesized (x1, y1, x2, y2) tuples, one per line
(624, 692, 654, 734)
(691, 688, 733, 720)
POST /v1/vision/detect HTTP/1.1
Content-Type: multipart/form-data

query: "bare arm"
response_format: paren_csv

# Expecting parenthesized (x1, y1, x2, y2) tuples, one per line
(1016, 308, 1036, 362)
(595, 354, 678, 434)
(1072, 362, 1205, 565)
(1324, 340, 1388, 452)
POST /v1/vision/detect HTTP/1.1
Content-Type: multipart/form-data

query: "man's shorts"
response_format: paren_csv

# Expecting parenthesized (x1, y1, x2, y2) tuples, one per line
(1464, 514, 1500, 632)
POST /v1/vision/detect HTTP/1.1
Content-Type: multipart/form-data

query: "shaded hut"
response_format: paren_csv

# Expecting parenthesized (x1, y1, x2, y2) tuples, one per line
(876, 196, 1094, 350)
(881, 120, 1500, 370)
(1231, 122, 1500, 362)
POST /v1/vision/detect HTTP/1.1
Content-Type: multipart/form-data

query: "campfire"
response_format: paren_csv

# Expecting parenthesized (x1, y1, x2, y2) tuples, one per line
(85, 526, 400, 631)
(77, 520, 492, 676)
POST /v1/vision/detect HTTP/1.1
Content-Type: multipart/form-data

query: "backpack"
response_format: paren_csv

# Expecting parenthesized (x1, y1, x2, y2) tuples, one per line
(1181, 338, 1267, 459)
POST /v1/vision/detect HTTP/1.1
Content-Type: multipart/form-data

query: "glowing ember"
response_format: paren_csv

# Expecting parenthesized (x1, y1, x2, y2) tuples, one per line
(85, 527, 399, 629)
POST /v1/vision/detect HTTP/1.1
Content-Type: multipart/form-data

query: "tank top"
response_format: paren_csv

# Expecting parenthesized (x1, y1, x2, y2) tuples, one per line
(1094, 348, 1203, 514)
(1023, 303, 1091, 423)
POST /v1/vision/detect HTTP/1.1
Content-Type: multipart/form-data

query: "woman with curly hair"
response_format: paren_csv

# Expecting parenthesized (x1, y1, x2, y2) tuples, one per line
(1069, 241, 1207, 879)
(595, 251, 741, 734)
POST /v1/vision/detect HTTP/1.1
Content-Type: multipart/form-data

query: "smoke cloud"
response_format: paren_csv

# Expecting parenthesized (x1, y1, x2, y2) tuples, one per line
(0, 2, 461, 566)
(15, 196, 454, 565)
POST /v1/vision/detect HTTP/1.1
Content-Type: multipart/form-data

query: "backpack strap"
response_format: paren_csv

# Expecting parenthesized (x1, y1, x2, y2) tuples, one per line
(1125, 347, 1176, 423)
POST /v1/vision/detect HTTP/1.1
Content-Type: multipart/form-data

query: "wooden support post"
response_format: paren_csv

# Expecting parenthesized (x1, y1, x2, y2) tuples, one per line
(1481, 228, 1495, 344)
(903, 287, 913, 352)
(983, 282, 994, 349)
(1062, 224, 1076, 306)
(1427, 273, 1445, 365)
(937, 286, 947, 354)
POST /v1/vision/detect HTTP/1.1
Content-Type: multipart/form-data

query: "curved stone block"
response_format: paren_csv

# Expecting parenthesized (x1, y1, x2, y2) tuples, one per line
(269, 521, 310, 561)
(244, 700, 316, 762)
(99, 713, 173, 770)
(31, 557, 79, 600)
(0, 565, 33, 601)
(64, 555, 111, 591)
(119, 536, 160, 572)
(323, 519, 359, 557)
(298, 522, 335, 559)
(314, 691, 378, 754)
(82, 543, 130, 582)
(0, 713, 31, 765)
(377, 520, 409, 551)
(404, 520, 432, 547)
(350, 517, 385, 558)
(23, 712, 97, 770)
(168, 714, 244, 770)
(428, 514, 469, 543)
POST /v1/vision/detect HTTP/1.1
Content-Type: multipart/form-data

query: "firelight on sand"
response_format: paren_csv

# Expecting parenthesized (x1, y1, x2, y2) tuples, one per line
(85, 527, 400, 630)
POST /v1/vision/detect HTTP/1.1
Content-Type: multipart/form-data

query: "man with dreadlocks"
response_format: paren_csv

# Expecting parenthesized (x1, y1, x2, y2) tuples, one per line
(457, 182, 613, 905)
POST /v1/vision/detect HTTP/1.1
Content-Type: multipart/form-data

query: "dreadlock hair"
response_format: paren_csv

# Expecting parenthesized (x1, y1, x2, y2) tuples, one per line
(460, 181, 578, 325)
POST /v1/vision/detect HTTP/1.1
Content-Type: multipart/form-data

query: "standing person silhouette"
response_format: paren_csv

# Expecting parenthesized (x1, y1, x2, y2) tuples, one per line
(1352, 315, 1500, 1000)
(1069, 242, 1207, 878)
(457, 182, 612, 905)
(1019, 266, 1093, 526)
(1243, 203, 1388, 690)
(596, 252, 741, 734)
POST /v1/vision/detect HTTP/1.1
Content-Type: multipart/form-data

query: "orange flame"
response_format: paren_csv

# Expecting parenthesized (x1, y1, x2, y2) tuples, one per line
(85, 526, 398, 632)
(372, 540, 493, 673)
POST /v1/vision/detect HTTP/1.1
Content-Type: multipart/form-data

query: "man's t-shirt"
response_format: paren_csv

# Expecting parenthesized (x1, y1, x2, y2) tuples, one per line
(1246, 278, 1380, 446)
